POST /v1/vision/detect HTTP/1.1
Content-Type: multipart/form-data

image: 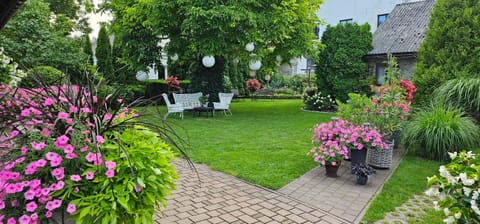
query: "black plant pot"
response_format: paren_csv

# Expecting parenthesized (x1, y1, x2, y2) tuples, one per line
(350, 149, 368, 173)
(356, 175, 368, 185)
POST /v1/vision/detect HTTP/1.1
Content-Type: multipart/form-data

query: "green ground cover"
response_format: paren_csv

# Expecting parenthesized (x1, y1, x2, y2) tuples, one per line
(153, 99, 332, 190)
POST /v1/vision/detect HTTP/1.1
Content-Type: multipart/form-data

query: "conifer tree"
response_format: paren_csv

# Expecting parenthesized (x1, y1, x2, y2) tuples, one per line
(413, 0, 480, 104)
(96, 25, 114, 81)
(82, 35, 93, 65)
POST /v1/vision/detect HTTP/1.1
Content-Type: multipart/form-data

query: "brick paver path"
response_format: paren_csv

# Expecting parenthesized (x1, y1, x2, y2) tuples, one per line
(279, 150, 402, 224)
(155, 160, 349, 224)
(373, 194, 435, 224)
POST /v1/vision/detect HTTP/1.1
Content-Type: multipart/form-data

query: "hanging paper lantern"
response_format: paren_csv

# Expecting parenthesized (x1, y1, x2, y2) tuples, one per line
(275, 55, 283, 62)
(202, 55, 215, 67)
(136, 71, 148, 81)
(281, 63, 291, 73)
(170, 53, 179, 61)
(289, 58, 298, 66)
(249, 59, 262, 71)
(245, 42, 255, 52)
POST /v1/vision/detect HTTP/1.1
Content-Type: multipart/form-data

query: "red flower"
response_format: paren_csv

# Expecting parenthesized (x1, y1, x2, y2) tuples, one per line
(246, 79, 261, 92)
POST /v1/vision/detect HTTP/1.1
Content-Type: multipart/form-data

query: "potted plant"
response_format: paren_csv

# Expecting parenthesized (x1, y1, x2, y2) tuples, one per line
(308, 119, 351, 177)
(351, 163, 376, 185)
(346, 123, 388, 171)
(0, 72, 188, 223)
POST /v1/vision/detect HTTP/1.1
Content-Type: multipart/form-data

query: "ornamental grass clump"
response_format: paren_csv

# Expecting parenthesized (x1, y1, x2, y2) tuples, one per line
(0, 74, 188, 223)
(402, 105, 480, 162)
(426, 151, 480, 223)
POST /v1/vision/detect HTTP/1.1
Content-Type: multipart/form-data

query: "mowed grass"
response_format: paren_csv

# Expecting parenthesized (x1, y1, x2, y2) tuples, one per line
(362, 155, 442, 222)
(150, 99, 331, 190)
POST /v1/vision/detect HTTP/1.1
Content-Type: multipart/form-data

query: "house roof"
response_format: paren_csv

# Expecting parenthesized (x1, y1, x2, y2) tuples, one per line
(366, 0, 435, 57)
(0, 0, 25, 29)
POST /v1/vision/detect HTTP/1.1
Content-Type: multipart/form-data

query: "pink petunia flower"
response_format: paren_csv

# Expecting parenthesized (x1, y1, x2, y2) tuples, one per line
(63, 144, 74, 154)
(25, 201, 37, 212)
(105, 169, 115, 178)
(66, 204, 76, 214)
(57, 112, 69, 120)
(105, 161, 116, 169)
(70, 175, 81, 182)
(43, 97, 54, 106)
(30, 141, 46, 151)
(96, 135, 105, 144)
(85, 172, 94, 180)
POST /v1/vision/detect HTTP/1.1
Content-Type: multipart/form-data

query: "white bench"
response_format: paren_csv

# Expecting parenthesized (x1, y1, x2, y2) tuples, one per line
(172, 92, 202, 110)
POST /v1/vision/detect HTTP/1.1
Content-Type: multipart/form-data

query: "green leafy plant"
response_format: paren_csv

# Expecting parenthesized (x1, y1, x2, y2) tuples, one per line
(302, 91, 336, 111)
(352, 163, 376, 177)
(71, 125, 177, 224)
(426, 151, 480, 223)
(402, 105, 480, 161)
(337, 93, 372, 126)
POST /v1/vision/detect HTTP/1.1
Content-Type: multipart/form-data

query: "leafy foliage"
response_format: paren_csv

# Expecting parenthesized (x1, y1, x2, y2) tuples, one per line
(413, 0, 480, 105)
(82, 35, 94, 65)
(402, 105, 480, 161)
(302, 91, 336, 111)
(315, 23, 373, 102)
(0, 0, 87, 77)
(19, 66, 66, 88)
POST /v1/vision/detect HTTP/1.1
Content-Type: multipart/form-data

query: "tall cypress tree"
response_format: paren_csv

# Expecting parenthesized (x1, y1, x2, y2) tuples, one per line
(413, 0, 480, 105)
(96, 25, 114, 81)
(82, 35, 93, 65)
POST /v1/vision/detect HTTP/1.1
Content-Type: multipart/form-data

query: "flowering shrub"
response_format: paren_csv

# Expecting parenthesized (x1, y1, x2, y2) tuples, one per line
(0, 79, 182, 223)
(246, 78, 261, 93)
(0, 47, 27, 87)
(368, 83, 412, 137)
(425, 151, 480, 223)
(400, 80, 416, 104)
(303, 92, 336, 111)
(165, 76, 181, 91)
(308, 119, 388, 166)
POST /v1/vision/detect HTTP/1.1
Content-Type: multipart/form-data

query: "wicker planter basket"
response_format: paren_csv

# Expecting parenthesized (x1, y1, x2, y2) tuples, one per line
(367, 140, 394, 169)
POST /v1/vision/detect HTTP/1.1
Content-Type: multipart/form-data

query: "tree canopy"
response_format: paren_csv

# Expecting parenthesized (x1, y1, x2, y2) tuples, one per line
(315, 23, 372, 102)
(109, 0, 323, 73)
(413, 0, 480, 105)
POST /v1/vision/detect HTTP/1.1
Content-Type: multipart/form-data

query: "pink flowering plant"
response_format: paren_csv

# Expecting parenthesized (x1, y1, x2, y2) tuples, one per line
(309, 119, 389, 166)
(0, 75, 186, 223)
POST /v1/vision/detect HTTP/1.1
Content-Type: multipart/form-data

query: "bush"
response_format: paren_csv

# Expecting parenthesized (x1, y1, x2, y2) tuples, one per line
(402, 105, 480, 161)
(19, 66, 66, 88)
(303, 91, 336, 111)
(337, 93, 372, 126)
(426, 151, 480, 223)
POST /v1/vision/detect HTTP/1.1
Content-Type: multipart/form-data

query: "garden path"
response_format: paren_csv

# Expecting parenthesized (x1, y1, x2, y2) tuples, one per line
(373, 194, 435, 224)
(154, 160, 349, 224)
(278, 150, 403, 224)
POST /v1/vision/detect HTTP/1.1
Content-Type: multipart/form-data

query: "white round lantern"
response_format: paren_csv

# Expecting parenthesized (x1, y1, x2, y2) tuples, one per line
(289, 58, 298, 66)
(232, 58, 240, 64)
(136, 71, 148, 81)
(249, 59, 262, 71)
(245, 42, 255, 52)
(280, 63, 291, 73)
(275, 55, 283, 62)
(202, 55, 215, 67)
(264, 74, 271, 81)
(170, 53, 179, 61)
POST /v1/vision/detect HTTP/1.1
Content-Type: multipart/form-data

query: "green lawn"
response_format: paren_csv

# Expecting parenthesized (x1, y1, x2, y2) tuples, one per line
(152, 99, 331, 189)
(361, 156, 442, 222)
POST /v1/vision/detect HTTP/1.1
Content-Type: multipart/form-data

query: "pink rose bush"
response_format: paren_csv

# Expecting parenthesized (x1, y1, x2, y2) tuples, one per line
(0, 81, 179, 223)
(309, 119, 389, 166)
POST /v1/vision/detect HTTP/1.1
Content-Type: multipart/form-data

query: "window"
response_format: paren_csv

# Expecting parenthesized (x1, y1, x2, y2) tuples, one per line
(339, 19, 353, 25)
(376, 64, 386, 85)
(377, 14, 388, 26)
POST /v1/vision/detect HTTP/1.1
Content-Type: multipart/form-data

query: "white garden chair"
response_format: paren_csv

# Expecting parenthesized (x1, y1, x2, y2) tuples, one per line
(162, 93, 184, 119)
(213, 92, 234, 115)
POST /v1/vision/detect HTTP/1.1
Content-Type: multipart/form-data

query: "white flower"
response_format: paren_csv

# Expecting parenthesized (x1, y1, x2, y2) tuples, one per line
(454, 212, 461, 219)
(463, 187, 472, 196)
(471, 200, 480, 215)
(433, 201, 440, 211)
(425, 187, 440, 197)
(459, 172, 475, 186)
(443, 216, 455, 224)
(466, 151, 476, 159)
(439, 166, 449, 178)
(448, 151, 458, 160)
(444, 207, 450, 216)
(473, 190, 479, 200)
